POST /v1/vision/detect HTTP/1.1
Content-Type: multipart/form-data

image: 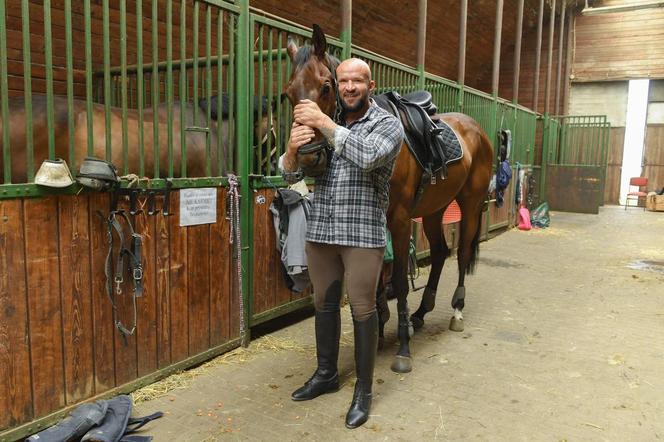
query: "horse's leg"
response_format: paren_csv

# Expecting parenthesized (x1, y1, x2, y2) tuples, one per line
(389, 221, 414, 373)
(410, 209, 448, 330)
(449, 196, 485, 332)
(375, 262, 392, 350)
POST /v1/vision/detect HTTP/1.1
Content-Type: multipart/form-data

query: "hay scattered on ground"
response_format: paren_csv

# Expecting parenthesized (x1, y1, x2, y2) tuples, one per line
(132, 335, 315, 404)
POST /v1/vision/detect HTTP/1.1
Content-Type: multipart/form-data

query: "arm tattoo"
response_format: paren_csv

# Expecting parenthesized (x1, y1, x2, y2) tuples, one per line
(320, 125, 337, 146)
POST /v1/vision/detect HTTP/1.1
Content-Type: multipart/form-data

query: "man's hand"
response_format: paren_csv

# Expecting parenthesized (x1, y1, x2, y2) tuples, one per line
(282, 123, 315, 172)
(293, 100, 336, 131)
(294, 99, 338, 143)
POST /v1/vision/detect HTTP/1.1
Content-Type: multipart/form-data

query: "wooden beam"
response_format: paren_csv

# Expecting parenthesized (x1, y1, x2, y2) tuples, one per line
(562, 13, 574, 115)
(555, 0, 566, 115)
(581, 1, 664, 15)
(458, 0, 467, 85)
(512, 0, 524, 103)
(492, 0, 504, 96)
(544, 0, 556, 115)
(341, 0, 351, 59)
(532, 0, 544, 111)
(417, 0, 426, 69)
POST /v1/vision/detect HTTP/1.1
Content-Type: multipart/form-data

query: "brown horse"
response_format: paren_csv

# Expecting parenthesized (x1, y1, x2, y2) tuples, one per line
(285, 25, 493, 373)
(0, 94, 270, 183)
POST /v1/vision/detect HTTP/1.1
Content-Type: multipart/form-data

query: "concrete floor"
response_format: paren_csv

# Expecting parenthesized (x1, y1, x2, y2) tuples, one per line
(134, 206, 664, 441)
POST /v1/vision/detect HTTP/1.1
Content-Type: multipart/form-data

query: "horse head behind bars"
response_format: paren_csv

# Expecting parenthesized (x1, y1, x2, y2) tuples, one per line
(284, 25, 493, 373)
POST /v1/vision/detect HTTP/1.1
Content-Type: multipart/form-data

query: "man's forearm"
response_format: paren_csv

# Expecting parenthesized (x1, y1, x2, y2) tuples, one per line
(282, 152, 299, 173)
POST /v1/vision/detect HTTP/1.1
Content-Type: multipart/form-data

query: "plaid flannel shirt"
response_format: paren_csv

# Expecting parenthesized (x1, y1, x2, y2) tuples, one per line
(301, 101, 403, 248)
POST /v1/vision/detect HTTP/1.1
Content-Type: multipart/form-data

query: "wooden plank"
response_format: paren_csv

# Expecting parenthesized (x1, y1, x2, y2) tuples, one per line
(169, 191, 189, 362)
(210, 188, 231, 345)
(187, 221, 211, 357)
(252, 189, 271, 315)
(546, 165, 602, 214)
(24, 197, 65, 418)
(58, 195, 94, 405)
(88, 193, 116, 392)
(111, 198, 138, 387)
(0, 200, 32, 430)
(155, 204, 171, 369)
(134, 209, 158, 377)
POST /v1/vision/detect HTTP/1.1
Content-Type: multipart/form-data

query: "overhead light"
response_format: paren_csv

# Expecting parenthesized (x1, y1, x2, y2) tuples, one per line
(582, 0, 664, 15)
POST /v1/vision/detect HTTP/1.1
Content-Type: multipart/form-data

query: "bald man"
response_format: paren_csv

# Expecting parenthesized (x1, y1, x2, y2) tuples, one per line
(282, 58, 404, 429)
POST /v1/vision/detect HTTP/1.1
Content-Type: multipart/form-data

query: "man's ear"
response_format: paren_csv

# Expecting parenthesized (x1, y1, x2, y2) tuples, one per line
(368, 79, 376, 94)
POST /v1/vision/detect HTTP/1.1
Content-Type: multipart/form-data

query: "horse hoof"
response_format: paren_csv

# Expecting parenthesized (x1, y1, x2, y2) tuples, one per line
(410, 315, 424, 330)
(449, 316, 464, 332)
(390, 355, 412, 373)
(378, 336, 385, 351)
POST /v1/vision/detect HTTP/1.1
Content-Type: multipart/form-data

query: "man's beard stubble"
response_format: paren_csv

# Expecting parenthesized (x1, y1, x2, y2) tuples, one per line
(340, 89, 370, 113)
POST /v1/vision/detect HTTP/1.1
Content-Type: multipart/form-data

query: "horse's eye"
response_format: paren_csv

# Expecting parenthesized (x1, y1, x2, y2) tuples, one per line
(321, 83, 331, 95)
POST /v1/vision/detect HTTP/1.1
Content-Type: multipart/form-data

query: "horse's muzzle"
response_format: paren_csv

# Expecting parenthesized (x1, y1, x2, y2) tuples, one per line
(297, 140, 333, 178)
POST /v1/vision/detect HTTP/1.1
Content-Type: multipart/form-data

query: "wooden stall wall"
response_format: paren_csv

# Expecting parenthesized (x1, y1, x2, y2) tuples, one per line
(644, 125, 664, 192)
(0, 189, 239, 433)
(605, 126, 626, 204)
(251, 189, 312, 324)
(572, 0, 664, 82)
(250, 0, 545, 94)
(484, 9, 569, 114)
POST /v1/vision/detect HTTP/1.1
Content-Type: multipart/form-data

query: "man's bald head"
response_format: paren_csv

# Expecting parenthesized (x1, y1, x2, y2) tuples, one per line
(337, 58, 372, 82)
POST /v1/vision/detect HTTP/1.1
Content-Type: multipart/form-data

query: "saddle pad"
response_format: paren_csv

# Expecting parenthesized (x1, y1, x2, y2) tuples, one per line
(402, 117, 463, 174)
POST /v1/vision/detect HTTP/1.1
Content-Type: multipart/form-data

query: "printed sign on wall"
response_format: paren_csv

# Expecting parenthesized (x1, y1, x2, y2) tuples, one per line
(179, 188, 217, 226)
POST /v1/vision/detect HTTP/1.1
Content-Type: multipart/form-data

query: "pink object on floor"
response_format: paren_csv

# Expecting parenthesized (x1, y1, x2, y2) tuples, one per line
(518, 207, 532, 230)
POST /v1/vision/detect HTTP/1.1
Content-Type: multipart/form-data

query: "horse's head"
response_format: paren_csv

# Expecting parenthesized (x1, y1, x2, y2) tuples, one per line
(284, 24, 340, 176)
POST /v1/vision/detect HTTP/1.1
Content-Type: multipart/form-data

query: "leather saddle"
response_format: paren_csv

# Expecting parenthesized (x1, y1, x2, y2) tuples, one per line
(374, 90, 461, 183)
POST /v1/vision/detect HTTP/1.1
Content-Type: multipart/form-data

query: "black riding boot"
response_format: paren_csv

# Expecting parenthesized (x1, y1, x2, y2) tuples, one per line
(345, 312, 378, 429)
(291, 310, 341, 401)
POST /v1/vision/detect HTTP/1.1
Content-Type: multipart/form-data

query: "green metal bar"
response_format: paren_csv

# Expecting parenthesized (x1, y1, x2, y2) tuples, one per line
(17, 0, 31, 183)
(193, 2, 200, 128)
(0, 0, 9, 183)
(257, 24, 264, 175)
(44, 0, 55, 159)
(228, 16, 235, 171)
(84, 0, 94, 156)
(285, 33, 292, 148)
(64, 0, 75, 171)
(266, 27, 274, 176)
(167, 0, 174, 177)
(217, 10, 224, 176)
(276, 30, 284, 166)
(152, 0, 160, 178)
(205, 5, 212, 177)
(120, 0, 128, 175)
(180, 0, 187, 177)
(103, 0, 112, 161)
(237, 0, 252, 345)
(137, 0, 145, 177)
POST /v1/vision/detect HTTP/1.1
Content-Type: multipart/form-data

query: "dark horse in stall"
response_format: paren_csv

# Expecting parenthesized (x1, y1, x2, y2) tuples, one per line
(285, 25, 493, 373)
(0, 94, 270, 183)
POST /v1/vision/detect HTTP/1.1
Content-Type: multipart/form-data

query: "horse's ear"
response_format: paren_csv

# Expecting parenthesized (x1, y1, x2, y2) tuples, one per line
(312, 24, 327, 59)
(287, 36, 298, 62)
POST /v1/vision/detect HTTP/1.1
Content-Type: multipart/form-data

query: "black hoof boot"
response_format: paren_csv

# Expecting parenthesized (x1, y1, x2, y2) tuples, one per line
(345, 312, 378, 429)
(345, 380, 372, 429)
(292, 310, 341, 401)
(291, 370, 339, 401)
